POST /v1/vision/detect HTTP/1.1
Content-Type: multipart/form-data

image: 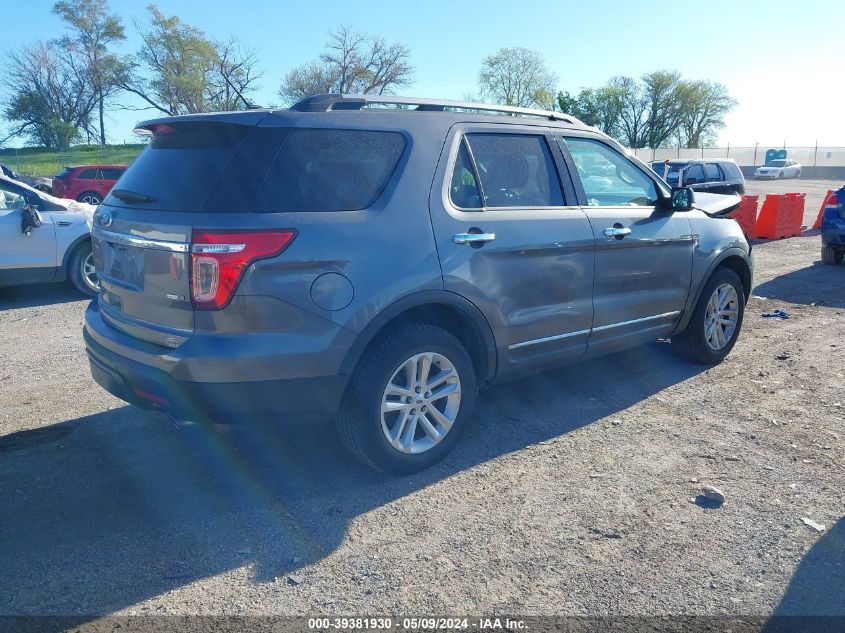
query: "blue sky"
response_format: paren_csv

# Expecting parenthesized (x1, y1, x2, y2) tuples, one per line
(4, 0, 844, 147)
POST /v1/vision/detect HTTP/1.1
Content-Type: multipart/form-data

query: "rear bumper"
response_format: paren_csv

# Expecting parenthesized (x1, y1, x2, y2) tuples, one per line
(84, 301, 350, 424)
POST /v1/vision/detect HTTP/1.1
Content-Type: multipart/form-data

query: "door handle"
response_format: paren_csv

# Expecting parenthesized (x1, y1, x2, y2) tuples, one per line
(453, 232, 496, 245)
(603, 227, 632, 238)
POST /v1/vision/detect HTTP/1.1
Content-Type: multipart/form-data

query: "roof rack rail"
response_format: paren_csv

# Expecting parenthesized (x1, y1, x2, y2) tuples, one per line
(289, 94, 583, 125)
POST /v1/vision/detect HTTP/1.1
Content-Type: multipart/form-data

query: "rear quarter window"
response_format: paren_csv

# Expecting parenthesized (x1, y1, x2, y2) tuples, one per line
(77, 169, 98, 180)
(254, 129, 405, 212)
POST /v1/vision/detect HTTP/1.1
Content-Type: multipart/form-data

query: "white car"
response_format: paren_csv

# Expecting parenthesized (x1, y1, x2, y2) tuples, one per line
(754, 159, 802, 179)
(0, 173, 98, 296)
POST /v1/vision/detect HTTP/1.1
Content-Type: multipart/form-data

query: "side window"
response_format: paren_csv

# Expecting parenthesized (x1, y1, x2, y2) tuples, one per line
(77, 169, 97, 180)
(102, 168, 124, 180)
(464, 133, 564, 208)
(683, 164, 705, 185)
(255, 129, 405, 212)
(0, 181, 28, 210)
(449, 141, 482, 209)
(562, 137, 658, 206)
(704, 163, 723, 181)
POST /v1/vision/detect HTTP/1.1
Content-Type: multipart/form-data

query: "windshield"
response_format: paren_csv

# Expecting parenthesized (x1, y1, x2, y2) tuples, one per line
(767, 159, 788, 167)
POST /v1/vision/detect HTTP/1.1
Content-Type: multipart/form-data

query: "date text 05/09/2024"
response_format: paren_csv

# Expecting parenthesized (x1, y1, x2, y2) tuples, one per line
(307, 617, 527, 630)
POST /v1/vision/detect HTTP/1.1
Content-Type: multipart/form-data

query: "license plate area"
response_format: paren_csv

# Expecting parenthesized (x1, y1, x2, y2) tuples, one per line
(101, 242, 145, 289)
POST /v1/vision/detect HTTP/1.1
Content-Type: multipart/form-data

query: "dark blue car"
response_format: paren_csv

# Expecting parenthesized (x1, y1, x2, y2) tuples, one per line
(821, 184, 845, 265)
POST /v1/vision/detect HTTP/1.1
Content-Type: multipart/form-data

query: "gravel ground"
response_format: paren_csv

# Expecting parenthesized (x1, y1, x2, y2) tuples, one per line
(1, 181, 843, 623)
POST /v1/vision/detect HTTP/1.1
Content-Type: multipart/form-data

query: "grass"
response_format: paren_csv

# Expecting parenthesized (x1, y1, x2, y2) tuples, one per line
(0, 144, 146, 177)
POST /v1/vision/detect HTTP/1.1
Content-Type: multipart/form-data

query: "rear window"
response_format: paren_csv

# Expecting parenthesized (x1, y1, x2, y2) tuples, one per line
(105, 121, 253, 211)
(109, 124, 404, 213)
(56, 168, 74, 179)
(253, 129, 405, 213)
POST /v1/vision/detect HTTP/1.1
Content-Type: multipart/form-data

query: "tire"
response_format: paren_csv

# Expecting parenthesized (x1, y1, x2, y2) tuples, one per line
(672, 267, 745, 364)
(68, 241, 99, 296)
(777, 171, 785, 179)
(336, 322, 477, 474)
(795, 171, 801, 179)
(77, 191, 102, 205)
(821, 246, 844, 265)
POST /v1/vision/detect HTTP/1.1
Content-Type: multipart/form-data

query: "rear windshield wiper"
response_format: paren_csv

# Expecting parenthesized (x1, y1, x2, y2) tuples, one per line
(111, 189, 155, 204)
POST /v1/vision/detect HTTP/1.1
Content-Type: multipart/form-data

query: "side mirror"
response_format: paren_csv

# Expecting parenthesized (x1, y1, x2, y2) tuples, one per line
(21, 205, 43, 235)
(660, 187, 693, 212)
(670, 186, 693, 211)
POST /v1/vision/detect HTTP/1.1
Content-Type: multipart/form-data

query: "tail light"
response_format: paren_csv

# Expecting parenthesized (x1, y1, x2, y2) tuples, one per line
(190, 229, 297, 310)
(824, 192, 842, 219)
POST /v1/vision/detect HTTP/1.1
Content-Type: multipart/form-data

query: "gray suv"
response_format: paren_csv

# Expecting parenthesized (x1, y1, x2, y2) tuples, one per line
(84, 94, 752, 474)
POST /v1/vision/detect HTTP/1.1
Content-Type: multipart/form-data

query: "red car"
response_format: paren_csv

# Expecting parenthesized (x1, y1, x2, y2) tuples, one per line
(52, 164, 127, 205)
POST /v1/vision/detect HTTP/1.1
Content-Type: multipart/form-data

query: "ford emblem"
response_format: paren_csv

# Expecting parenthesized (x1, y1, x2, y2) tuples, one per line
(98, 209, 113, 227)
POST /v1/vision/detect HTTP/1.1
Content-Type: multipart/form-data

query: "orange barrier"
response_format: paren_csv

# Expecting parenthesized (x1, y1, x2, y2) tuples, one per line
(812, 189, 835, 229)
(730, 194, 759, 240)
(755, 193, 805, 240)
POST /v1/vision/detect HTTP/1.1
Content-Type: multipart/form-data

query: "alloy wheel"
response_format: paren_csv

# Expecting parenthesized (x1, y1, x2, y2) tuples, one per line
(704, 283, 738, 351)
(81, 251, 99, 293)
(80, 193, 102, 205)
(380, 352, 461, 454)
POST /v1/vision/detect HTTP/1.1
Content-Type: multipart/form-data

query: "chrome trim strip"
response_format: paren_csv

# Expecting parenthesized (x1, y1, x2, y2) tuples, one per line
(509, 328, 590, 350)
(191, 243, 246, 254)
(591, 310, 681, 332)
(93, 227, 189, 253)
(509, 310, 681, 350)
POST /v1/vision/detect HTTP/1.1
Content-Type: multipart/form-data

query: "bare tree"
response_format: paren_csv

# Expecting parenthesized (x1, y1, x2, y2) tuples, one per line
(52, 0, 125, 145)
(279, 26, 414, 104)
(3, 41, 98, 149)
(206, 39, 263, 111)
(478, 47, 557, 109)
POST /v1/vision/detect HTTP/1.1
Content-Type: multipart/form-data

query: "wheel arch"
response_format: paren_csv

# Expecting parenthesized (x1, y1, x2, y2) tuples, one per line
(674, 248, 752, 334)
(61, 234, 92, 270)
(338, 291, 498, 387)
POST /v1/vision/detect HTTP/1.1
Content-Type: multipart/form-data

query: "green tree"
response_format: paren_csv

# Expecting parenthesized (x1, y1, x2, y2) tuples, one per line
(676, 80, 736, 148)
(52, 0, 126, 145)
(478, 47, 557, 109)
(556, 86, 624, 135)
(120, 5, 262, 115)
(641, 70, 685, 148)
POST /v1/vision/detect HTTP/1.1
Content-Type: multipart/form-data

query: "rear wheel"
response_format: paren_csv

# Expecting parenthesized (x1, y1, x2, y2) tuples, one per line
(77, 191, 102, 205)
(68, 241, 99, 296)
(672, 268, 745, 364)
(336, 322, 476, 474)
(821, 246, 844, 265)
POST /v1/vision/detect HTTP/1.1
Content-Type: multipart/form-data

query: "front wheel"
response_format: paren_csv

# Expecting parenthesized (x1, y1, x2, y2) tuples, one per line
(335, 322, 476, 474)
(822, 246, 844, 265)
(672, 268, 745, 364)
(68, 242, 99, 296)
